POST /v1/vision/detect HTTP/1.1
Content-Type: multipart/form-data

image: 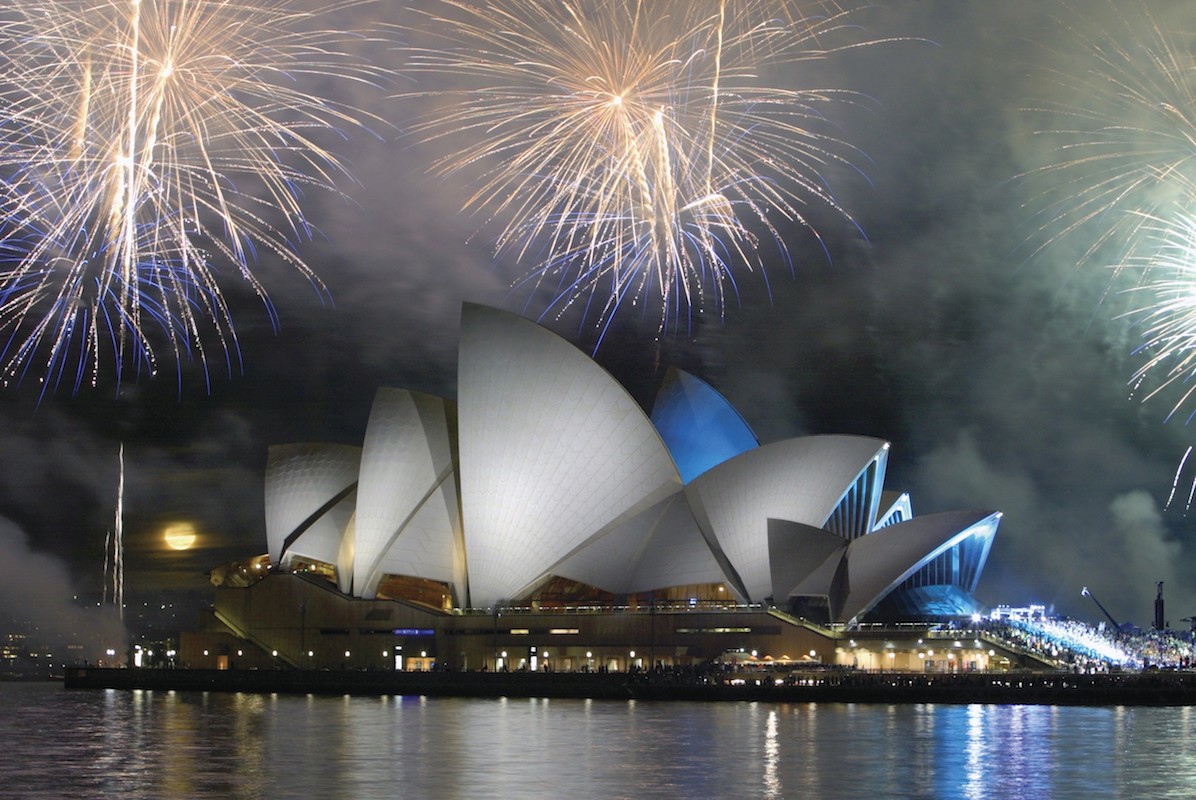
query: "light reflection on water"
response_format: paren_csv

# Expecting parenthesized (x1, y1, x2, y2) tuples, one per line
(3, 682, 1196, 798)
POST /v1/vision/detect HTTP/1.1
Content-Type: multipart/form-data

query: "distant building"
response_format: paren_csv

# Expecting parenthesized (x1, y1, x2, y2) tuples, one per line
(184, 304, 1003, 672)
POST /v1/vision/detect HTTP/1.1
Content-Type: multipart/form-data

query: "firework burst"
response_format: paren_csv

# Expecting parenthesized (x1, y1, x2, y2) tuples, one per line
(1023, 2, 1196, 506)
(0, 0, 390, 394)
(1022, 1, 1196, 289)
(401, 0, 886, 345)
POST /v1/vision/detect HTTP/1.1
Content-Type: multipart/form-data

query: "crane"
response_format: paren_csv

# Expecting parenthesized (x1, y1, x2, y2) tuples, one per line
(1081, 586, 1120, 629)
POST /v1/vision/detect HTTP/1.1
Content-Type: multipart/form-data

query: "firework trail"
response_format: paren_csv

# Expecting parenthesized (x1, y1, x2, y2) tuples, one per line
(1122, 204, 1196, 419)
(102, 443, 124, 620)
(401, 0, 888, 346)
(0, 0, 390, 394)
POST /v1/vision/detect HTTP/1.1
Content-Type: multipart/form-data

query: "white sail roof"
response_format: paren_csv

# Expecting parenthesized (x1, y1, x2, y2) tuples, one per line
(685, 435, 889, 601)
(352, 389, 462, 598)
(264, 443, 360, 569)
(457, 303, 682, 608)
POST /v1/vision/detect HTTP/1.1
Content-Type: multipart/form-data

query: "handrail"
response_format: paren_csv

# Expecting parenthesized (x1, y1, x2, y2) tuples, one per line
(212, 607, 299, 668)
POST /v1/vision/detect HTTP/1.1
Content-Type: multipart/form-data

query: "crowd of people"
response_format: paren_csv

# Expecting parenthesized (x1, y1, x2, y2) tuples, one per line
(978, 615, 1196, 672)
(1110, 627, 1196, 670)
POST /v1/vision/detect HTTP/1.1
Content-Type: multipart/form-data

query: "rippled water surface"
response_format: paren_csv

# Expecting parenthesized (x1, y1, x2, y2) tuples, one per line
(4, 682, 1196, 798)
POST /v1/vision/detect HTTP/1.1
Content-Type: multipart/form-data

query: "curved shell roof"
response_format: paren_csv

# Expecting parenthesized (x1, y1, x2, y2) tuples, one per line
(550, 492, 725, 594)
(352, 389, 462, 598)
(839, 510, 1002, 623)
(259, 304, 1000, 619)
(264, 443, 360, 568)
(685, 435, 889, 601)
(766, 519, 848, 604)
(457, 303, 683, 608)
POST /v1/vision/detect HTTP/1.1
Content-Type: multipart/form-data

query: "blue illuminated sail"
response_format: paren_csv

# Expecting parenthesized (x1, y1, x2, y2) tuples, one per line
(650, 368, 759, 483)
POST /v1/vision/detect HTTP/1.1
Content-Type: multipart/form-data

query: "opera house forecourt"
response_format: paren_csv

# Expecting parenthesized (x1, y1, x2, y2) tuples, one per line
(177, 303, 1006, 676)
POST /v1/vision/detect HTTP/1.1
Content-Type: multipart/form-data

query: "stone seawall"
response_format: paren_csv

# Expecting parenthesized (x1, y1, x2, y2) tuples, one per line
(63, 667, 1196, 706)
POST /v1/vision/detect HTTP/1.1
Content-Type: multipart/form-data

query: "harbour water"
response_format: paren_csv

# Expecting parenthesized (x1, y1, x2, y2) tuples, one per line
(4, 681, 1196, 799)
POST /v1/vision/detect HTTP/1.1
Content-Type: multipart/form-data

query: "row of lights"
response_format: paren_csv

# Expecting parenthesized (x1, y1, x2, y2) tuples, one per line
(187, 642, 998, 666)
(201, 648, 430, 659)
(494, 649, 639, 664)
(836, 637, 998, 663)
(741, 650, 817, 661)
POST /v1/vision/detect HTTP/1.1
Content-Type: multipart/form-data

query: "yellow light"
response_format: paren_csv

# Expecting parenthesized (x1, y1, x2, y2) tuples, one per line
(164, 522, 197, 550)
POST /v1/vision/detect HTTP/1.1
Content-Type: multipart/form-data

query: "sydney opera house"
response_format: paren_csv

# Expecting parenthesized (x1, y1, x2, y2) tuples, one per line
(182, 304, 1003, 673)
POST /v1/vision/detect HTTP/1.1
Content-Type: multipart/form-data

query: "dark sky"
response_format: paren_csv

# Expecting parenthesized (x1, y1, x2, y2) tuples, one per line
(2, 0, 1194, 634)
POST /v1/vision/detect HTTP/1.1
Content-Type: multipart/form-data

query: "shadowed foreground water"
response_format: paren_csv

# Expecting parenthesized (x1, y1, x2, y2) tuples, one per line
(4, 682, 1196, 798)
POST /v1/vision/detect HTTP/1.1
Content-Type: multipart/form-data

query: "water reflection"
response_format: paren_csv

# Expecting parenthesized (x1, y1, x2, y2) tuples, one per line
(964, 703, 985, 799)
(4, 683, 1196, 798)
(763, 708, 780, 798)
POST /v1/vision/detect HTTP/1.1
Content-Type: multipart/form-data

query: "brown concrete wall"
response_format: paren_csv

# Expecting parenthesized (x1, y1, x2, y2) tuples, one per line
(203, 574, 839, 672)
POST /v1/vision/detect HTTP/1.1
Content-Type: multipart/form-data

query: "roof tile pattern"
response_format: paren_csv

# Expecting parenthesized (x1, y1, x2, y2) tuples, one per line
(353, 389, 461, 598)
(458, 304, 682, 607)
(685, 435, 889, 602)
(551, 493, 725, 593)
(264, 443, 360, 567)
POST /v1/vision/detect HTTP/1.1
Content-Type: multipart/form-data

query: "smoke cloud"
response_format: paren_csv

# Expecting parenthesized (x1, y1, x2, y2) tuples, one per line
(0, 518, 126, 665)
(2, 0, 1195, 631)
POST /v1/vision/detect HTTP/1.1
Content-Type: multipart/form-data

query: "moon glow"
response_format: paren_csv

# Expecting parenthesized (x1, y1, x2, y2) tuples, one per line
(164, 523, 197, 551)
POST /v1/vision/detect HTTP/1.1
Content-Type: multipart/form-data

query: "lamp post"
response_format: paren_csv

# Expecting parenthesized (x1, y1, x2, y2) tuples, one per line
(492, 604, 499, 672)
(649, 595, 656, 672)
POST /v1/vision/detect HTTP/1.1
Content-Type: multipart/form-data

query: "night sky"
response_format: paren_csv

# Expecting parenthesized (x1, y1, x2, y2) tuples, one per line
(2, 0, 1194, 639)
